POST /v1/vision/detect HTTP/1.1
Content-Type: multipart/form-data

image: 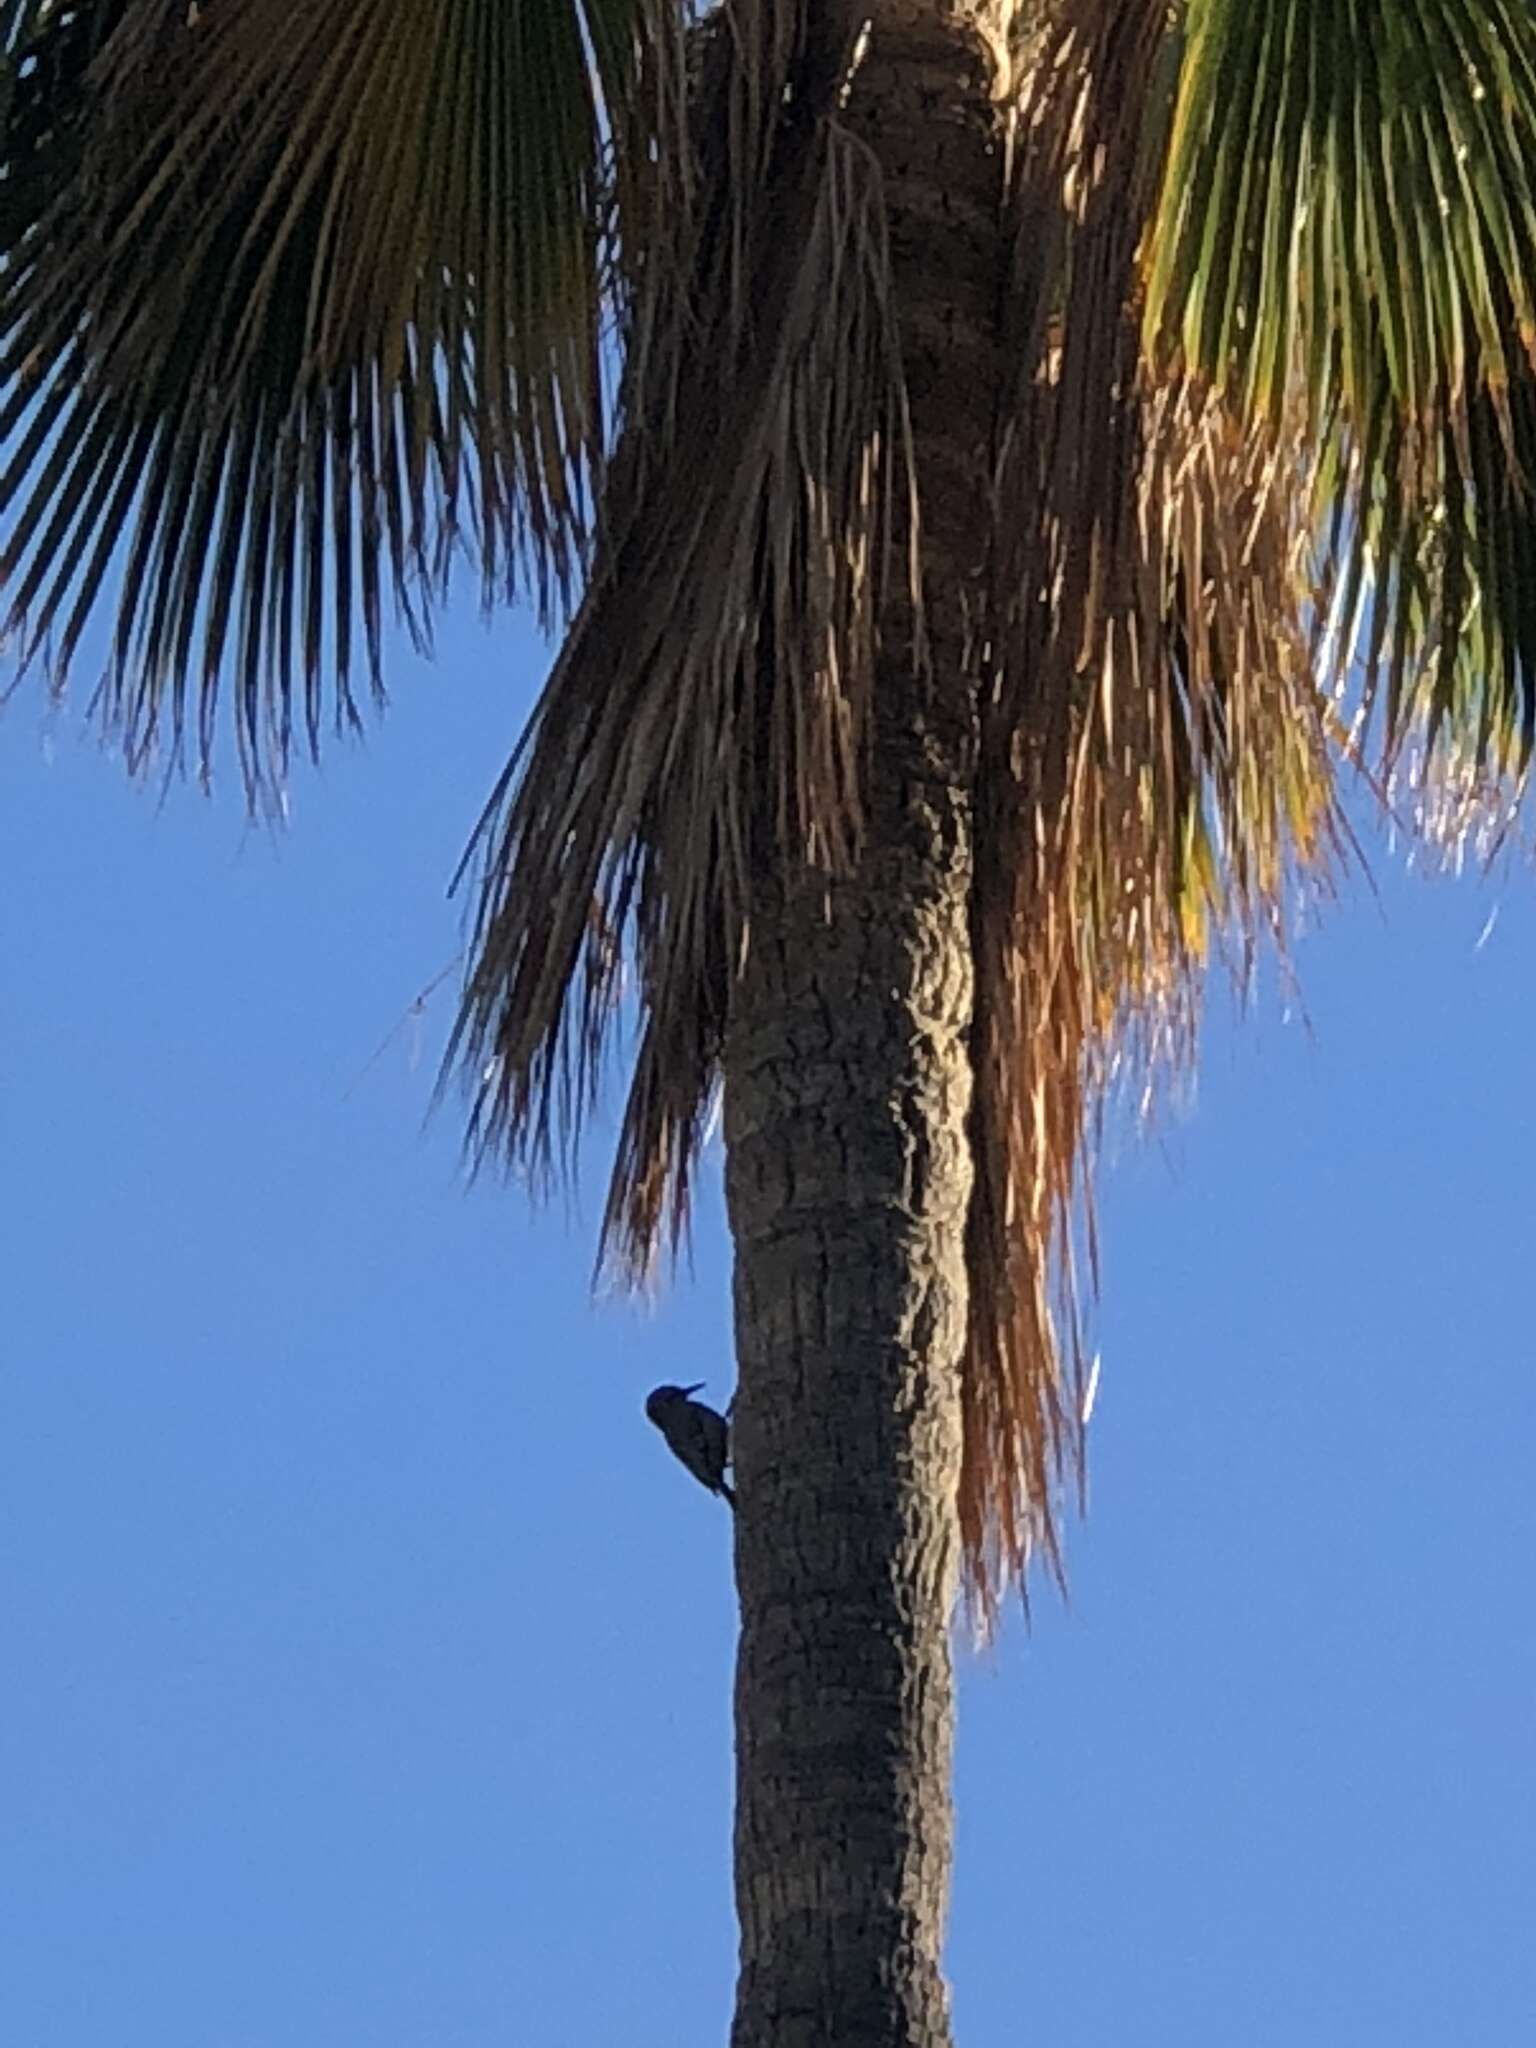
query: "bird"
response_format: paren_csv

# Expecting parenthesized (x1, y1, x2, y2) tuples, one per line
(645, 1383, 735, 1507)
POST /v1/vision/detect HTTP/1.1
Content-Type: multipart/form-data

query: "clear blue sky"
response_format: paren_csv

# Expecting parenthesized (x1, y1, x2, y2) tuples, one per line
(3, 595, 1533, 2047)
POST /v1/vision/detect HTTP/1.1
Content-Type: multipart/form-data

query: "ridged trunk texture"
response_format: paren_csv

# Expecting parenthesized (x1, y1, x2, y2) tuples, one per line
(723, 8, 1007, 2043)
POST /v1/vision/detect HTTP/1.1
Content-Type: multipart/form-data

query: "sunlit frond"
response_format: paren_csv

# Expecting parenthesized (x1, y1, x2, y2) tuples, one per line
(1146, 0, 1536, 818)
(952, 0, 1536, 1616)
(956, 0, 1347, 1619)
(0, 0, 679, 793)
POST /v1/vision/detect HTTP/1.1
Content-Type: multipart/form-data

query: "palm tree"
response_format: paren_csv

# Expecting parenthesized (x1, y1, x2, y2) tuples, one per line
(6, 0, 1536, 2039)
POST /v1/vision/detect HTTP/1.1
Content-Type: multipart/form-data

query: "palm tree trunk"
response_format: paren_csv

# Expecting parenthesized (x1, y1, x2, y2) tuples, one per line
(723, 10, 1007, 2042)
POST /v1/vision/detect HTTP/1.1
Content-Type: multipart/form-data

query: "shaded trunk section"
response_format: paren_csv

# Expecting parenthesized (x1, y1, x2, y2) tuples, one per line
(724, 8, 1007, 2041)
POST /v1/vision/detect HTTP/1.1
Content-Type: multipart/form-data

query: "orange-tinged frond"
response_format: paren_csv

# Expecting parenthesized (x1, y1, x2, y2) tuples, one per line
(963, 0, 1343, 1621)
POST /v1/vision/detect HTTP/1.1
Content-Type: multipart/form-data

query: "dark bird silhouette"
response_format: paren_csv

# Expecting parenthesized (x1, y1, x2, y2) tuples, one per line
(645, 1383, 735, 1507)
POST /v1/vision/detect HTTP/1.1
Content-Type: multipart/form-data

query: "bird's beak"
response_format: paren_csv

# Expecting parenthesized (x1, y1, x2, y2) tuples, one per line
(682, 1381, 705, 1396)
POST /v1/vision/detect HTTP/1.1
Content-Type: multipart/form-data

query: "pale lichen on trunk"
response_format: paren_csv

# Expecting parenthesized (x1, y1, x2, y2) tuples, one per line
(724, 6, 1010, 2042)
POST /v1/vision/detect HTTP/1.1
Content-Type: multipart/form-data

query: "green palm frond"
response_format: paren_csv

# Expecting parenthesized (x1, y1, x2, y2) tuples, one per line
(1145, 0, 1536, 805)
(0, 0, 679, 792)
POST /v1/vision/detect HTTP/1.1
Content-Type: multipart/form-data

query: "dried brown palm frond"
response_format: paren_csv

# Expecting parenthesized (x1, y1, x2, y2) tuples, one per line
(449, 2, 917, 1277)
(960, 0, 1536, 1616)
(0, 0, 682, 793)
(962, 0, 1342, 1620)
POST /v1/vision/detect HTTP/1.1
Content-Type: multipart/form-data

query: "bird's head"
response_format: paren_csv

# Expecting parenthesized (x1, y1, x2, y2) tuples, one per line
(645, 1382, 704, 1421)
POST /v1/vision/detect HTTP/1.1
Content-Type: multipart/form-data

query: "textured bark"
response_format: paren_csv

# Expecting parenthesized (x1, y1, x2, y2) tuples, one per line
(724, 9, 1007, 2043)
